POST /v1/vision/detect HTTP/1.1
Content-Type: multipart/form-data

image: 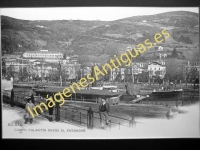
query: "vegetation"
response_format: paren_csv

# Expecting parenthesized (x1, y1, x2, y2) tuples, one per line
(2, 11, 199, 63)
(171, 48, 178, 58)
(2, 11, 199, 87)
(164, 58, 185, 82)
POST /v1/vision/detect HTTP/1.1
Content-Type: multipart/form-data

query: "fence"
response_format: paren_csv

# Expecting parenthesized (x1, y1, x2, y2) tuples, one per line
(3, 89, 135, 130)
(52, 104, 136, 130)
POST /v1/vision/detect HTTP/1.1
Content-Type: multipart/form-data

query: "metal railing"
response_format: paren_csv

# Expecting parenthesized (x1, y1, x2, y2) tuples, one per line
(3, 89, 136, 130)
(53, 104, 136, 130)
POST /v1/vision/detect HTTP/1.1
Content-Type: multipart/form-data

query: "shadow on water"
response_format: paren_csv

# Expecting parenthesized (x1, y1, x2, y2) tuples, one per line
(166, 116, 174, 120)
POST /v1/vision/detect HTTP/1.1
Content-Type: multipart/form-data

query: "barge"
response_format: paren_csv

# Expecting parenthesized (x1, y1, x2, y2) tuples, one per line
(34, 87, 121, 105)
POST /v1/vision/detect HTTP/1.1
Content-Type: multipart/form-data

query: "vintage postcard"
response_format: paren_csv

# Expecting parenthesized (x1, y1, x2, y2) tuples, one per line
(1, 7, 199, 139)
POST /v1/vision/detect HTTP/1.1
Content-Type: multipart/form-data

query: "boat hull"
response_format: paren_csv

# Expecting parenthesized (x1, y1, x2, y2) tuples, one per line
(148, 90, 183, 101)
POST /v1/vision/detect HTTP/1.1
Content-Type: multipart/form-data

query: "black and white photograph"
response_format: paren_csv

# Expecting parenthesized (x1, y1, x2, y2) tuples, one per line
(1, 7, 199, 139)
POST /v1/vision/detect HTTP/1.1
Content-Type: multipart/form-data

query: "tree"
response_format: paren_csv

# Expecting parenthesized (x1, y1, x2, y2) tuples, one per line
(164, 58, 185, 82)
(138, 71, 148, 82)
(186, 67, 199, 84)
(77, 69, 82, 80)
(124, 68, 132, 82)
(178, 35, 192, 44)
(103, 69, 111, 82)
(35, 75, 40, 81)
(171, 48, 178, 58)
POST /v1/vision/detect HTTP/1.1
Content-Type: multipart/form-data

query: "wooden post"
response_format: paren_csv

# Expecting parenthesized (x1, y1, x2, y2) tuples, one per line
(10, 89, 15, 107)
(75, 93, 76, 102)
(87, 107, 93, 129)
(80, 112, 82, 125)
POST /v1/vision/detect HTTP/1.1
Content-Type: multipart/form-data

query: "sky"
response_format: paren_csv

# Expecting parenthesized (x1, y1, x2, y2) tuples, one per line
(0, 7, 199, 21)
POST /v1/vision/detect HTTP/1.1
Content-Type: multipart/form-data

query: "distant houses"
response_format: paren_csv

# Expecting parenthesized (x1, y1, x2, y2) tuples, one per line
(3, 49, 82, 81)
(3, 45, 198, 84)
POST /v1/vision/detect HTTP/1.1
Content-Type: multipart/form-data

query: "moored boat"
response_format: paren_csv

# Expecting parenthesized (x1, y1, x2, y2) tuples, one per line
(148, 89, 183, 101)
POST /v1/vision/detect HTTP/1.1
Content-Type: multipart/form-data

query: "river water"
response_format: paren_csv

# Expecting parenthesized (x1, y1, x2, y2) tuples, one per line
(139, 102, 199, 138)
(109, 99, 199, 138)
(11, 87, 199, 138)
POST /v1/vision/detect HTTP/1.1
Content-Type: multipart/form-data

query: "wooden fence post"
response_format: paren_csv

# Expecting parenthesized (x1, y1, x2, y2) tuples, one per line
(87, 107, 93, 129)
(10, 89, 15, 107)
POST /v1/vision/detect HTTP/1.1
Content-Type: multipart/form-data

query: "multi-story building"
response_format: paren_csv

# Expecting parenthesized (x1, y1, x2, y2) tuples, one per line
(22, 50, 63, 63)
(62, 63, 81, 80)
(110, 66, 127, 82)
(185, 61, 199, 81)
(148, 61, 166, 79)
(82, 62, 93, 77)
(5, 58, 30, 74)
(131, 62, 148, 75)
(30, 63, 58, 78)
(3, 49, 82, 81)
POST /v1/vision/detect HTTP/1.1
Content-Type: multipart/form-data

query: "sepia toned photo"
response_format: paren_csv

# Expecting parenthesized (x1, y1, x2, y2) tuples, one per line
(1, 7, 199, 139)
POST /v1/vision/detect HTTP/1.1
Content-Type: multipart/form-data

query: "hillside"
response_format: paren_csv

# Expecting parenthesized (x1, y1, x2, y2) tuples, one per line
(1, 11, 199, 63)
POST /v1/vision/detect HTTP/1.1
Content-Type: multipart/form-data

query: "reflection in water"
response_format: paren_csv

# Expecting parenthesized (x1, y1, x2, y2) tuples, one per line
(132, 100, 199, 138)
(166, 115, 174, 120)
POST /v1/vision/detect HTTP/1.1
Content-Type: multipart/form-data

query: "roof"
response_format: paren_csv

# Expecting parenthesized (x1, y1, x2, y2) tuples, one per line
(62, 63, 80, 67)
(70, 54, 79, 58)
(24, 51, 63, 54)
(35, 87, 119, 96)
(148, 61, 163, 66)
(82, 62, 94, 67)
(2, 55, 21, 59)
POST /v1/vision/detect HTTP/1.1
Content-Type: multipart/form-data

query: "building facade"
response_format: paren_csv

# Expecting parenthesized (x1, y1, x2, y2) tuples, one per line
(23, 50, 63, 63)
(148, 61, 166, 79)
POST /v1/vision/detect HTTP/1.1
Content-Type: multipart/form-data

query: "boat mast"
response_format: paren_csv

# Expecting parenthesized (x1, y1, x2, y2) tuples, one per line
(59, 52, 62, 87)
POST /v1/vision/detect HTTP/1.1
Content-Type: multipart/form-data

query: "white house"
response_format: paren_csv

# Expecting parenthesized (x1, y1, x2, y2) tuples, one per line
(148, 61, 166, 79)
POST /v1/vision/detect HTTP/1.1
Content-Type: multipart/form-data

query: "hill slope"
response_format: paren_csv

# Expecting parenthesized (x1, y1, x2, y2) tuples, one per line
(1, 11, 199, 63)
